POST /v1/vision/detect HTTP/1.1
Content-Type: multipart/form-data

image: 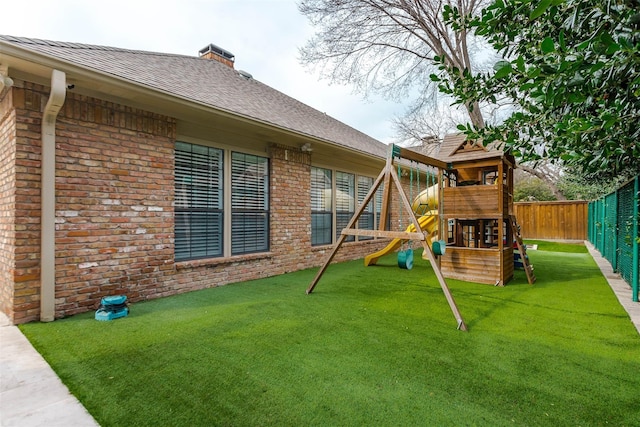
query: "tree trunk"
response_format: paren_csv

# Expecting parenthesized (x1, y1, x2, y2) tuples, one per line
(518, 164, 567, 200)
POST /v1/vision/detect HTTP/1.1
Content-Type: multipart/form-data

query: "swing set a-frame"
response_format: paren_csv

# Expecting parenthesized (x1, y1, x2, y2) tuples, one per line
(306, 144, 468, 331)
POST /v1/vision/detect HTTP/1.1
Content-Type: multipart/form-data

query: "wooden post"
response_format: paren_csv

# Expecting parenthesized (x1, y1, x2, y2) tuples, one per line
(307, 163, 389, 294)
(421, 240, 467, 331)
(510, 215, 536, 285)
(378, 156, 394, 231)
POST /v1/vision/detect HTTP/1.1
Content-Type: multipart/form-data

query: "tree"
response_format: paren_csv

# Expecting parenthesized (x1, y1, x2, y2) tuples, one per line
(392, 100, 468, 143)
(517, 161, 566, 200)
(298, 0, 490, 130)
(298, 0, 571, 198)
(436, 0, 640, 180)
(513, 173, 557, 201)
(556, 166, 622, 200)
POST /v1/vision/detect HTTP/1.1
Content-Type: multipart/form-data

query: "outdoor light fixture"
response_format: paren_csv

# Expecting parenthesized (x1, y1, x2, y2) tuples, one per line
(301, 142, 313, 152)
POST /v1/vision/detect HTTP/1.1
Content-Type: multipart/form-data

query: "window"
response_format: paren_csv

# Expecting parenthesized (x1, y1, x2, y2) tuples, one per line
(335, 172, 355, 242)
(447, 219, 456, 244)
(375, 182, 386, 231)
(461, 220, 479, 248)
(175, 142, 224, 261)
(482, 169, 499, 185)
(357, 176, 374, 240)
(174, 142, 270, 261)
(231, 152, 269, 255)
(311, 167, 382, 245)
(311, 167, 332, 246)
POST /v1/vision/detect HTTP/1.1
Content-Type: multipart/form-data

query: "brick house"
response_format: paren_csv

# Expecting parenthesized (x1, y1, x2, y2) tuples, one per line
(0, 36, 392, 324)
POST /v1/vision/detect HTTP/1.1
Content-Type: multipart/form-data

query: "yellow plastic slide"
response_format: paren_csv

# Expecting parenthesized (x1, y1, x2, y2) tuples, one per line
(364, 214, 438, 266)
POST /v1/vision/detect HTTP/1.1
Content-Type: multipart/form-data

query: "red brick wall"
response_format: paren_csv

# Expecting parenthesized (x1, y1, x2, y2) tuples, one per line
(9, 82, 177, 322)
(4, 82, 390, 323)
(0, 87, 17, 320)
(270, 145, 313, 272)
(53, 93, 177, 318)
(14, 88, 44, 323)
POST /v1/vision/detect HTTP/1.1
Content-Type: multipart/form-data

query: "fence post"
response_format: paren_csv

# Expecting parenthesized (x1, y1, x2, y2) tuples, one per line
(599, 199, 605, 254)
(593, 198, 602, 253)
(633, 177, 639, 303)
(613, 190, 619, 271)
(588, 202, 592, 242)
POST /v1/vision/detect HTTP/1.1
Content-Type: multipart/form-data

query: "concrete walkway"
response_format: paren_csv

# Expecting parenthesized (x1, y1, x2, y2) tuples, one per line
(0, 242, 638, 427)
(585, 241, 640, 335)
(0, 312, 99, 427)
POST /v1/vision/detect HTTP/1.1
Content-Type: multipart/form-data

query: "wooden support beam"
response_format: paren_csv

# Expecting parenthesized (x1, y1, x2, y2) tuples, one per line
(421, 240, 468, 331)
(307, 162, 390, 294)
(390, 163, 425, 237)
(306, 234, 348, 294)
(378, 160, 393, 231)
(341, 229, 425, 240)
(307, 147, 467, 331)
(391, 144, 451, 170)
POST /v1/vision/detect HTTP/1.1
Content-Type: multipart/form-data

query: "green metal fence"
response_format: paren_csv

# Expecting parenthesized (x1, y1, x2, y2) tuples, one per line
(588, 176, 639, 302)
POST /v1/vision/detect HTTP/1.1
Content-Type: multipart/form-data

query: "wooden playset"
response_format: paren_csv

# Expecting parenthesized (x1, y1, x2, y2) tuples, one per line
(437, 134, 535, 286)
(306, 134, 534, 330)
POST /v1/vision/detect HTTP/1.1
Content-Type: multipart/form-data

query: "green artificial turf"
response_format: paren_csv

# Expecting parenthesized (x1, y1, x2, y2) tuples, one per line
(524, 239, 588, 253)
(20, 244, 640, 426)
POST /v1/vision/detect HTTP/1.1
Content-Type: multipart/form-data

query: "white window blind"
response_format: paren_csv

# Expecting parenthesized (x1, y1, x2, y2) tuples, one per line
(311, 167, 332, 246)
(231, 152, 269, 254)
(174, 142, 224, 261)
(357, 176, 374, 240)
(335, 171, 355, 242)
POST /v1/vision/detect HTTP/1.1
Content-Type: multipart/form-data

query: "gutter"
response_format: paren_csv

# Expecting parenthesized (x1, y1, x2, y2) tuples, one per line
(40, 69, 66, 322)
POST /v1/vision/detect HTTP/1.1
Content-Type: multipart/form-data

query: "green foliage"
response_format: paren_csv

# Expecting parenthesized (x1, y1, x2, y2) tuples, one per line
(20, 250, 640, 426)
(557, 168, 623, 200)
(514, 176, 557, 201)
(437, 0, 640, 180)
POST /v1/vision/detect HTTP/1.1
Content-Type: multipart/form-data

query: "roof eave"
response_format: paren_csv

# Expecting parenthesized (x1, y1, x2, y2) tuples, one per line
(0, 40, 385, 162)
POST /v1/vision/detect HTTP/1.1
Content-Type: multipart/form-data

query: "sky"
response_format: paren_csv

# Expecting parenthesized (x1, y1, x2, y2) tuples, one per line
(2, 0, 407, 143)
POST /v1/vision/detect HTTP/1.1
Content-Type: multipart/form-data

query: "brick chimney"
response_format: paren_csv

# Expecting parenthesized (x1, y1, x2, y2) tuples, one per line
(199, 44, 235, 68)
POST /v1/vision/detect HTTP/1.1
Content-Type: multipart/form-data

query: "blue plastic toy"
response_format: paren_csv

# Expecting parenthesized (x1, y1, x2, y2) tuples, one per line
(95, 295, 129, 321)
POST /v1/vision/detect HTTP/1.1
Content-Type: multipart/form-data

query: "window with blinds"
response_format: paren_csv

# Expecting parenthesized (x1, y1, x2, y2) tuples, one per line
(231, 152, 269, 255)
(335, 171, 355, 242)
(311, 167, 332, 246)
(375, 182, 387, 230)
(357, 176, 374, 240)
(175, 142, 224, 261)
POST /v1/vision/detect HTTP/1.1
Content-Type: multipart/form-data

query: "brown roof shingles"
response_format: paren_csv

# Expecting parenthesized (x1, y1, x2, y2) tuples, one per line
(435, 133, 507, 164)
(0, 35, 387, 158)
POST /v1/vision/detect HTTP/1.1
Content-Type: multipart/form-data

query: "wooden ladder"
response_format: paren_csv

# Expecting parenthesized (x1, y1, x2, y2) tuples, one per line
(510, 215, 536, 284)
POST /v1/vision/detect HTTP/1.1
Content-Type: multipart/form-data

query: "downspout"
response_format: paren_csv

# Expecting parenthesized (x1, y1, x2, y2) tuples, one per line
(40, 70, 66, 322)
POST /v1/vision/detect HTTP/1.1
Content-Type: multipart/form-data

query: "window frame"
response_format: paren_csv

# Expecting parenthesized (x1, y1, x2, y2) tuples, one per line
(335, 171, 356, 243)
(174, 142, 224, 261)
(230, 151, 270, 255)
(174, 140, 271, 261)
(311, 166, 382, 246)
(311, 167, 333, 246)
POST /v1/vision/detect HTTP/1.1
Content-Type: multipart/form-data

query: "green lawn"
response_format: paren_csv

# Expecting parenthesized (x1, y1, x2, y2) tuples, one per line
(20, 243, 640, 426)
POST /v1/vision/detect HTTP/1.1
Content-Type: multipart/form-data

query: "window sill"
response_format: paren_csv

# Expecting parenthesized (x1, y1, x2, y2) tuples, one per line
(175, 252, 274, 270)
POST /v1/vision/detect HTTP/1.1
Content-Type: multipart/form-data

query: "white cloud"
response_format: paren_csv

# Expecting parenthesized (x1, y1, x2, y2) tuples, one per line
(2, 0, 406, 143)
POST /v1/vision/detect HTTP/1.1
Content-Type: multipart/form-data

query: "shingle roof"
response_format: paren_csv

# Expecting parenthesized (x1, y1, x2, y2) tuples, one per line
(0, 35, 387, 158)
(435, 133, 507, 163)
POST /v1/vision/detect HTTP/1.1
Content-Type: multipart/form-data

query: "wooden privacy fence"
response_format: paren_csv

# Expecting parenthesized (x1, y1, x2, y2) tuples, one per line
(514, 201, 589, 240)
